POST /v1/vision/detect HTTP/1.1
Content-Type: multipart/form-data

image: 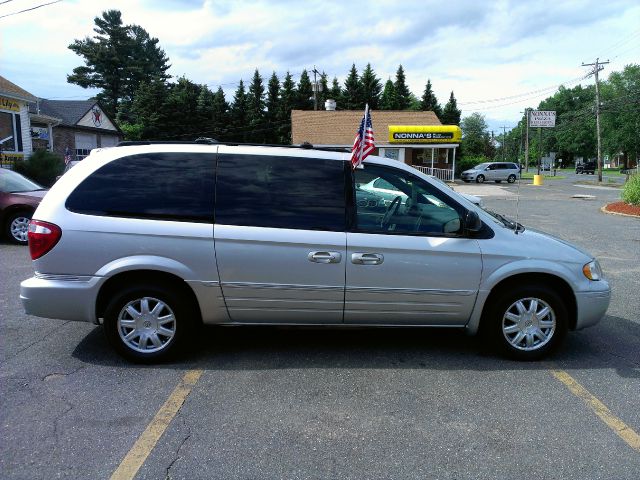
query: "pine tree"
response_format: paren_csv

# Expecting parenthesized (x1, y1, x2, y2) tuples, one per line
(277, 72, 296, 144)
(360, 63, 382, 110)
(380, 79, 398, 110)
(394, 65, 411, 110)
(68, 9, 170, 119)
(210, 87, 230, 141)
(420, 79, 442, 118)
(265, 72, 281, 143)
(296, 70, 314, 110)
(342, 64, 363, 110)
(230, 79, 248, 142)
(441, 91, 461, 125)
(328, 77, 342, 107)
(128, 77, 170, 139)
(163, 77, 202, 140)
(247, 69, 266, 142)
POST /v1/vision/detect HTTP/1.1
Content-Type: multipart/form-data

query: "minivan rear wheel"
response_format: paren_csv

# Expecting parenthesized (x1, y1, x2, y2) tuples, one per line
(486, 285, 568, 360)
(103, 284, 195, 362)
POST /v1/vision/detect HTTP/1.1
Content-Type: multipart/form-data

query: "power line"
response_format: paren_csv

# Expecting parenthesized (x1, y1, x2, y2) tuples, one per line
(0, 0, 62, 20)
(0, 0, 18, 5)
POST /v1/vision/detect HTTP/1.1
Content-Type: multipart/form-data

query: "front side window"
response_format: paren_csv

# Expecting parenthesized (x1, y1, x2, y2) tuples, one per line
(215, 154, 346, 231)
(66, 153, 215, 222)
(354, 164, 464, 235)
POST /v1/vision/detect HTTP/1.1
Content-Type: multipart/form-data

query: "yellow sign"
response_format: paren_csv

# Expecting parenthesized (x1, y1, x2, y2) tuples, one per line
(0, 152, 24, 167)
(388, 125, 462, 144)
(0, 96, 21, 112)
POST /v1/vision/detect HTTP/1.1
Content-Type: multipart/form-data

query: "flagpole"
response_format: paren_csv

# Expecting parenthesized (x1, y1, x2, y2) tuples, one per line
(359, 104, 369, 166)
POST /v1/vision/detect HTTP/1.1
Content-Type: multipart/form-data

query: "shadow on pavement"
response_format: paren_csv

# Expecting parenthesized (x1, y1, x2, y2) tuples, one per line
(72, 315, 640, 377)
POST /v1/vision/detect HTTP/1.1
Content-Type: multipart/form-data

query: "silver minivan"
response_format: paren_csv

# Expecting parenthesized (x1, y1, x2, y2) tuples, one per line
(20, 143, 610, 362)
(461, 162, 520, 183)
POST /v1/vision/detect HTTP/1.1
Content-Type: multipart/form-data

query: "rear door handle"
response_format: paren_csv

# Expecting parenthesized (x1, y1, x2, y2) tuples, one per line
(308, 251, 342, 264)
(351, 253, 384, 265)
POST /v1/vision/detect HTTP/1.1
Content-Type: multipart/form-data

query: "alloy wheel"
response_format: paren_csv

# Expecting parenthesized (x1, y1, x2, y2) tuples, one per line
(501, 297, 556, 351)
(117, 297, 177, 353)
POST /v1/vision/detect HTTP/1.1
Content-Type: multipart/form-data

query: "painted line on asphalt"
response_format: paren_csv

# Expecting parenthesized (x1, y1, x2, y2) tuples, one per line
(551, 369, 640, 453)
(110, 369, 204, 480)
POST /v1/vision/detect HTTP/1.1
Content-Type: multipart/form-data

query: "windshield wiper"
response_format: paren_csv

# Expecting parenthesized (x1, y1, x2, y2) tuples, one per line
(487, 211, 525, 232)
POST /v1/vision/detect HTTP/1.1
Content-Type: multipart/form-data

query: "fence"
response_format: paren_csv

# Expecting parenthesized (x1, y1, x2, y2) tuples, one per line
(411, 165, 454, 182)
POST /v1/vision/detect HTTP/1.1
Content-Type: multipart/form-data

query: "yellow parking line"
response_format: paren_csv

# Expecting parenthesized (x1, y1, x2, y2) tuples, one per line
(551, 369, 640, 453)
(110, 369, 204, 480)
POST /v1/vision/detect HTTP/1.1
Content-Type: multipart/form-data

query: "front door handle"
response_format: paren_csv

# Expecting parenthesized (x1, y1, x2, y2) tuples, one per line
(351, 253, 384, 265)
(308, 251, 342, 264)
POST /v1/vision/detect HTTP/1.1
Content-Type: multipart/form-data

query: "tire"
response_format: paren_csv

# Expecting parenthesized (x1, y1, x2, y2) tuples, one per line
(507, 175, 516, 183)
(103, 283, 197, 363)
(5, 211, 32, 245)
(476, 175, 485, 184)
(484, 284, 568, 360)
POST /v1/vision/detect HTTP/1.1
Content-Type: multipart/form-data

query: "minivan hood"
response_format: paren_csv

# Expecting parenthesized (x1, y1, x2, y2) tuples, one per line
(525, 228, 593, 260)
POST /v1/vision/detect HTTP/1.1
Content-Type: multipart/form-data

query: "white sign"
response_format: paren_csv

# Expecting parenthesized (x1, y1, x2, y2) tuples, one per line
(529, 110, 556, 127)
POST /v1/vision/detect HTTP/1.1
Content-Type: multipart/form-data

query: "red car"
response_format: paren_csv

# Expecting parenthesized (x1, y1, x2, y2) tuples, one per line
(0, 168, 48, 245)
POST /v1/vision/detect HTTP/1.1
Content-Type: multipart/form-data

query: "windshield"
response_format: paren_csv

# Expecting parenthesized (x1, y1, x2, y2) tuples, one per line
(473, 163, 490, 170)
(0, 169, 43, 193)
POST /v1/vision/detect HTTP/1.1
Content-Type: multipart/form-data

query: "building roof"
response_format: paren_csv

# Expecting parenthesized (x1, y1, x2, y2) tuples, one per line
(0, 75, 37, 102)
(33, 99, 97, 127)
(291, 110, 442, 146)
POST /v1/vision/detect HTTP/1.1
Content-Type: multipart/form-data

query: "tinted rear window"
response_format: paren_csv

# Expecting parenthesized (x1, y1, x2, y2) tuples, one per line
(66, 152, 215, 222)
(215, 154, 346, 231)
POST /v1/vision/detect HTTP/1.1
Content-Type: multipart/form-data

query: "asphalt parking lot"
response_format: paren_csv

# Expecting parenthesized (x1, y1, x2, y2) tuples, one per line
(1, 172, 639, 479)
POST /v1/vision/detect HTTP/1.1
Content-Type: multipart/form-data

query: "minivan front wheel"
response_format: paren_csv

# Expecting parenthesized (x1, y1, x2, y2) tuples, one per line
(104, 284, 194, 362)
(476, 175, 485, 183)
(486, 285, 568, 360)
(507, 174, 517, 183)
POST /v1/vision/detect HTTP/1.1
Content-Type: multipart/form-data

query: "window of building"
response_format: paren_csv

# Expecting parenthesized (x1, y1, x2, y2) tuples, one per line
(215, 154, 346, 231)
(66, 153, 215, 223)
(75, 132, 97, 160)
(354, 164, 463, 235)
(0, 111, 16, 152)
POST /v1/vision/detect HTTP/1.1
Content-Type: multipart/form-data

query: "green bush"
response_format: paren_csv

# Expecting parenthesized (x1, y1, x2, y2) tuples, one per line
(622, 173, 640, 205)
(456, 155, 491, 176)
(13, 150, 64, 187)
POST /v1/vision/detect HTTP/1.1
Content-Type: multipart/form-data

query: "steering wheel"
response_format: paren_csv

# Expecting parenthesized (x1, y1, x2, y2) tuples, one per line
(381, 196, 402, 228)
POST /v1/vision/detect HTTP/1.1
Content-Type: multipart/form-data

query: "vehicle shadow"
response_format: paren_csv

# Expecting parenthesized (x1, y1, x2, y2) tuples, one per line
(72, 315, 640, 377)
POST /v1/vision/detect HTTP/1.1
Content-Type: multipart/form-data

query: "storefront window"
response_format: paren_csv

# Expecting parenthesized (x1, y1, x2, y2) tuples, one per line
(383, 148, 399, 160)
(0, 111, 16, 152)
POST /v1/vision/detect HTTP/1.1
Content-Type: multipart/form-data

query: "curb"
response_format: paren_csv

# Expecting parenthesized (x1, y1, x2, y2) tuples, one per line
(601, 204, 640, 218)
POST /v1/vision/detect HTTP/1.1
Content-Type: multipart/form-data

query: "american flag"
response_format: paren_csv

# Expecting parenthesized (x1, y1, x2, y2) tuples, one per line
(351, 104, 375, 169)
(64, 147, 72, 165)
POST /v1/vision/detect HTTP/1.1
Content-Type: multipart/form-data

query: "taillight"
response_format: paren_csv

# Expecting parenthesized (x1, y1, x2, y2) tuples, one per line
(28, 220, 62, 260)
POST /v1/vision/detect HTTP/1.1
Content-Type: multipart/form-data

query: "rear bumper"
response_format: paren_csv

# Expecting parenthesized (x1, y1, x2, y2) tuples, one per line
(574, 282, 611, 330)
(20, 275, 102, 324)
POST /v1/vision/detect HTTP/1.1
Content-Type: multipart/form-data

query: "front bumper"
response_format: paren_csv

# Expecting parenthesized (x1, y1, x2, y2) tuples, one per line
(20, 274, 103, 324)
(574, 281, 611, 330)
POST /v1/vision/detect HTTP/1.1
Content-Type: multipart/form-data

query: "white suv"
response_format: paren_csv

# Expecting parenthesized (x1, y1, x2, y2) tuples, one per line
(461, 162, 521, 183)
(20, 143, 610, 362)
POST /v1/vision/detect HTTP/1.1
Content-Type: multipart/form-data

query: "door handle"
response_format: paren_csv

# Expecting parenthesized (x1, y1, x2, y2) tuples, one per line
(308, 251, 342, 264)
(351, 253, 384, 265)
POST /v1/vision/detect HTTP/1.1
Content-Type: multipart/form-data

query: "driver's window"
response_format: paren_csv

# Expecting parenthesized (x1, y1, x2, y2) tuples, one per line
(354, 165, 463, 235)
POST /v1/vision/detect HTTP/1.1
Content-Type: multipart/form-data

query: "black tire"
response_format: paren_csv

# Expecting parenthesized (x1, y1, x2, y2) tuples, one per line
(484, 284, 568, 360)
(103, 283, 197, 363)
(476, 175, 485, 184)
(5, 211, 32, 245)
(507, 175, 516, 183)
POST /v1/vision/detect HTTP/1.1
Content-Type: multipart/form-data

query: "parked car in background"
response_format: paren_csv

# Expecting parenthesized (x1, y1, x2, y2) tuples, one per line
(0, 169, 48, 244)
(576, 161, 596, 174)
(461, 162, 520, 183)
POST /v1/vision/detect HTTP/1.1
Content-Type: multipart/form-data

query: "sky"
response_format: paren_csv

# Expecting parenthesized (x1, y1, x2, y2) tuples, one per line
(1, 0, 639, 132)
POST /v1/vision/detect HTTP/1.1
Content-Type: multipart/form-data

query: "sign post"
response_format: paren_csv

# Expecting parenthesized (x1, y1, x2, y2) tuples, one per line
(526, 111, 556, 177)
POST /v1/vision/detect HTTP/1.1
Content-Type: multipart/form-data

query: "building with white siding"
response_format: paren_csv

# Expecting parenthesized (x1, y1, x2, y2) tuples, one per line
(0, 75, 37, 168)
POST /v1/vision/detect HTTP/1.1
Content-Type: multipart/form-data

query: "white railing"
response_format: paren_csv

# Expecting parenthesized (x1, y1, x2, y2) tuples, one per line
(411, 165, 454, 182)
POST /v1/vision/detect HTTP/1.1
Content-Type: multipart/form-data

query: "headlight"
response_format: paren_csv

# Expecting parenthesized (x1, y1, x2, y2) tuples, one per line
(583, 260, 603, 281)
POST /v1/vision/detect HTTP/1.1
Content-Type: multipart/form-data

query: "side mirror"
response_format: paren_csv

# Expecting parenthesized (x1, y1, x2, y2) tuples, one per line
(464, 210, 482, 233)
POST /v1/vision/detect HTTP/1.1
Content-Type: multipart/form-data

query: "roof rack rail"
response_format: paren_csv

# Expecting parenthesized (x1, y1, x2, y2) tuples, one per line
(115, 140, 350, 153)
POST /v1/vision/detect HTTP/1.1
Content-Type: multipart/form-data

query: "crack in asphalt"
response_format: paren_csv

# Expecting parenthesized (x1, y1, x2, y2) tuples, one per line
(165, 420, 191, 480)
(42, 365, 86, 382)
(7, 321, 72, 360)
(51, 398, 74, 458)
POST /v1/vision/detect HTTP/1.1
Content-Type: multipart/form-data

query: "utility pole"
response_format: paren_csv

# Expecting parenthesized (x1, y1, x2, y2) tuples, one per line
(312, 66, 321, 111)
(500, 126, 509, 161)
(582, 58, 609, 182)
(524, 108, 530, 172)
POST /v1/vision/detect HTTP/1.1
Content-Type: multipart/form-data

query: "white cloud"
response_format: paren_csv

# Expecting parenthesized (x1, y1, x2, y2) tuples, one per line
(1, 0, 638, 124)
